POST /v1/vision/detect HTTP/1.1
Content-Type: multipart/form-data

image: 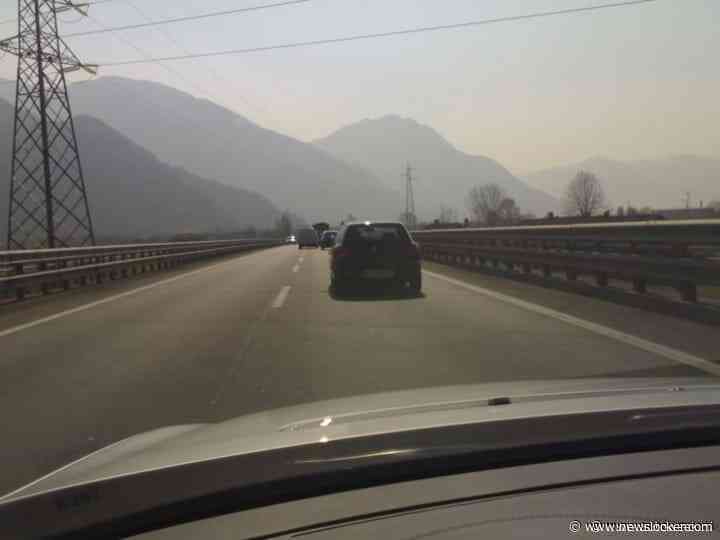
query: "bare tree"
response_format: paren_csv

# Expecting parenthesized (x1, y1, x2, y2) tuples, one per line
(274, 211, 293, 237)
(563, 171, 607, 217)
(497, 197, 520, 224)
(467, 183, 506, 226)
(438, 206, 458, 223)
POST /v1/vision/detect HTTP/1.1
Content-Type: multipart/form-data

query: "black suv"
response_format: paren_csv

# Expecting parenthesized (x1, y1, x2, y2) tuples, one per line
(330, 221, 421, 293)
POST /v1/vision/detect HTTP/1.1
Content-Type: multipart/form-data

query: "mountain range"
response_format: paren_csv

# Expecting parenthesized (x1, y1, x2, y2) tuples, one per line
(315, 115, 559, 219)
(0, 78, 557, 224)
(56, 77, 400, 224)
(2, 75, 715, 243)
(525, 156, 720, 210)
(0, 97, 280, 242)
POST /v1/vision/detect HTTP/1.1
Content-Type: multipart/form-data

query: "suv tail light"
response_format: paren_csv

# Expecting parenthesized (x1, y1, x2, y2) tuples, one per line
(407, 242, 421, 260)
(334, 247, 352, 259)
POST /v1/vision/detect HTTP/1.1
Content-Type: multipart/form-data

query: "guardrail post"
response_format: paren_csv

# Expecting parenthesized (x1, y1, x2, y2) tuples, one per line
(522, 263, 531, 274)
(633, 278, 647, 294)
(16, 286, 25, 301)
(595, 272, 609, 287)
(566, 269, 578, 281)
(543, 265, 552, 278)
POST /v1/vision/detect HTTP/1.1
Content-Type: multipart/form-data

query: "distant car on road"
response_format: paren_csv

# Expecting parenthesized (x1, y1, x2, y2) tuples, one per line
(296, 228, 319, 249)
(320, 230, 337, 249)
(330, 221, 421, 294)
(285, 235, 296, 244)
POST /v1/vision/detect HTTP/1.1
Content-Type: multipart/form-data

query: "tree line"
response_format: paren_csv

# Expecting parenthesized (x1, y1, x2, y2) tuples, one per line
(464, 171, 611, 226)
(279, 170, 720, 233)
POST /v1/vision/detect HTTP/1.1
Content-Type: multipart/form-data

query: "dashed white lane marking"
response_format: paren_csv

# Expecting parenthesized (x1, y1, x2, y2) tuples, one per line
(292, 265, 300, 273)
(271, 285, 291, 308)
(423, 270, 720, 377)
(299, 257, 304, 263)
(0, 254, 266, 340)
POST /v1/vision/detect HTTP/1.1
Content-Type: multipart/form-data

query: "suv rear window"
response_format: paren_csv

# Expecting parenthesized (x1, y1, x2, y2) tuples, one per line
(344, 224, 410, 248)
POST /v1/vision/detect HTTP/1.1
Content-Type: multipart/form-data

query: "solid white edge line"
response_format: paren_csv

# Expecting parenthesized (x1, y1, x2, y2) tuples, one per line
(0, 251, 270, 340)
(423, 270, 720, 377)
(272, 285, 291, 308)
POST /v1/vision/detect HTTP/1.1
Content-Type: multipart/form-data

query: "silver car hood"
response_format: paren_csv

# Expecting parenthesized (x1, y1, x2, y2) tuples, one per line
(4, 376, 720, 503)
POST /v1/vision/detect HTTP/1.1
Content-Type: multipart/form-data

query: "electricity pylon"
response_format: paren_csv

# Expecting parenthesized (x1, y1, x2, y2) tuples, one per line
(1, 1, 97, 249)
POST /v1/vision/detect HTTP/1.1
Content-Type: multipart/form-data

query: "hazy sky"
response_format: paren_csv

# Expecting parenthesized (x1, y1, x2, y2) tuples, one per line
(0, 0, 718, 173)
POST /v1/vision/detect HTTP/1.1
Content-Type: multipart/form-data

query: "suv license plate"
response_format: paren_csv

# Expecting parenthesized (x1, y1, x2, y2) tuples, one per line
(364, 269, 395, 279)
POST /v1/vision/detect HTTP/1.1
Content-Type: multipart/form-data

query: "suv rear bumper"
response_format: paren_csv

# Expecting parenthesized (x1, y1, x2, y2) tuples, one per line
(333, 262, 420, 284)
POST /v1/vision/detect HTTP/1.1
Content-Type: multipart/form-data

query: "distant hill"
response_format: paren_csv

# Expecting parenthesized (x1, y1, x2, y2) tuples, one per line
(59, 76, 399, 223)
(0, 98, 281, 242)
(524, 156, 720, 210)
(314, 115, 558, 219)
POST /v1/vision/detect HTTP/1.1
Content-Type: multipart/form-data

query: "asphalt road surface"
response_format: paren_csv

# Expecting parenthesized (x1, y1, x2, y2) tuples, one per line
(1, 245, 718, 494)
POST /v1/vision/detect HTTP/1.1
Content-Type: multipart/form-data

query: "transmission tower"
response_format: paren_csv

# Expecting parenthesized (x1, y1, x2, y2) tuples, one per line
(1, 1, 97, 249)
(403, 162, 416, 230)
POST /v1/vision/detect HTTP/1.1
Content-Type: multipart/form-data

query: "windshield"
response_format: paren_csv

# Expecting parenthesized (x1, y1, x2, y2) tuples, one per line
(344, 223, 411, 247)
(0, 0, 719, 511)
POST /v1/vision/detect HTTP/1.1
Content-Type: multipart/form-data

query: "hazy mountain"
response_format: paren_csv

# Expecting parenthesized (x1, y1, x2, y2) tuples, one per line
(60, 76, 398, 223)
(525, 156, 720, 210)
(314, 115, 558, 219)
(0, 98, 281, 241)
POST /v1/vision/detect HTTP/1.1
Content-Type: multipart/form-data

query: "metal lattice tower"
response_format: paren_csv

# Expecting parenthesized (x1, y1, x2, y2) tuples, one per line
(1, 1, 97, 249)
(403, 162, 416, 230)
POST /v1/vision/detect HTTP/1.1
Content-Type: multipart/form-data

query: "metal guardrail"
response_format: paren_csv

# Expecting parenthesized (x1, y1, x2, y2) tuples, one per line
(412, 220, 720, 304)
(0, 239, 281, 302)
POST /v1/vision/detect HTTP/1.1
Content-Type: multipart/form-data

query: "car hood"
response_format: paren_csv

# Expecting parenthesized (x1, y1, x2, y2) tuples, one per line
(4, 376, 720, 503)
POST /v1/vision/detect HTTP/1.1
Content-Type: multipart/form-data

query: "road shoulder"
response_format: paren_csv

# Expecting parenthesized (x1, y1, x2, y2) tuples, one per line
(422, 261, 720, 367)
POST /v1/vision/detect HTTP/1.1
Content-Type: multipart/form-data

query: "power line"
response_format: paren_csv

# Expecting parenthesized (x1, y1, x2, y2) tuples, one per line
(65, 0, 310, 38)
(100, 0, 661, 66)
(83, 11, 214, 100)
(118, 0, 272, 117)
(0, 0, 116, 26)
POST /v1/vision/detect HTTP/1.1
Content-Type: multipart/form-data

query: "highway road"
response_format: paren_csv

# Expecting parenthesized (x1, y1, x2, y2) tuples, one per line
(1, 245, 719, 495)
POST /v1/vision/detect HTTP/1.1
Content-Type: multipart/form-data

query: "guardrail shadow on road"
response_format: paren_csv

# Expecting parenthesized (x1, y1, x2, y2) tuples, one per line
(328, 284, 425, 302)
